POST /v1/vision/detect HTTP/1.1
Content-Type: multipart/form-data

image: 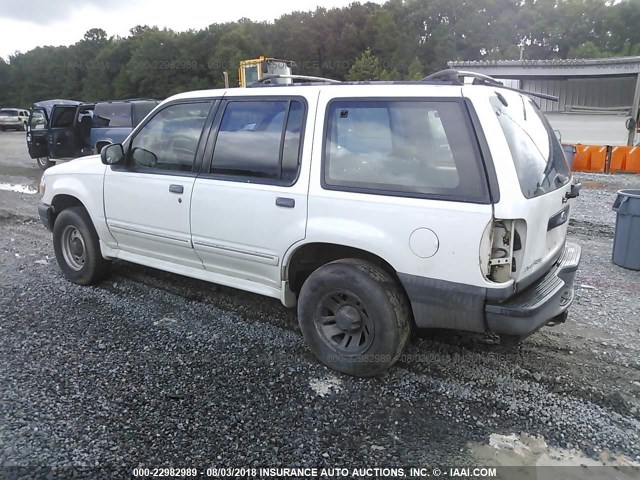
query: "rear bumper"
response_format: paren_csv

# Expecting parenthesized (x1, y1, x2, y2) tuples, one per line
(485, 243, 581, 337)
(38, 202, 55, 232)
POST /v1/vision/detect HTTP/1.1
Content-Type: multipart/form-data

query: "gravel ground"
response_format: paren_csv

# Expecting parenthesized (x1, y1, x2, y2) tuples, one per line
(0, 131, 639, 478)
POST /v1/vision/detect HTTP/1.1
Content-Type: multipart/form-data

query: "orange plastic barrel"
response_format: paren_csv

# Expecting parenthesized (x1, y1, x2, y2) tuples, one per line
(625, 147, 640, 173)
(610, 146, 632, 172)
(572, 145, 590, 171)
(588, 145, 607, 173)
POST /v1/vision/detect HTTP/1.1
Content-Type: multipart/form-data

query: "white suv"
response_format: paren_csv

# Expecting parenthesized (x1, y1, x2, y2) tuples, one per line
(38, 71, 581, 376)
(0, 108, 29, 131)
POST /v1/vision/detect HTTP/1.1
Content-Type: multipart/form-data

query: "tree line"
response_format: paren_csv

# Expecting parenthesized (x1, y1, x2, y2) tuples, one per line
(1, 0, 639, 107)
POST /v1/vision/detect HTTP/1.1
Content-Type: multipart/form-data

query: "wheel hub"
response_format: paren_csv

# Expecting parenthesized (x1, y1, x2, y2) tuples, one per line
(70, 237, 84, 257)
(60, 226, 86, 271)
(335, 305, 362, 333)
(315, 290, 374, 356)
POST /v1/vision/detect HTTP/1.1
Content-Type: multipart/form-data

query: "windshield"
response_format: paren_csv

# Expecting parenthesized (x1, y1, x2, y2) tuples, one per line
(491, 94, 570, 198)
(0, 109, 18, 116)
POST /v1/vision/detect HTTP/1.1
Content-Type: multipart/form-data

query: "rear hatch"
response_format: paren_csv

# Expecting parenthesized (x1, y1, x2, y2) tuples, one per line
(488, 90, 575, 289)
(0, 109, 19, 125)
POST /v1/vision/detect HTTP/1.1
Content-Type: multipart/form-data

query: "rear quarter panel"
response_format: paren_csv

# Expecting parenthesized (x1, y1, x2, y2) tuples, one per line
(303, 85, 498, 289)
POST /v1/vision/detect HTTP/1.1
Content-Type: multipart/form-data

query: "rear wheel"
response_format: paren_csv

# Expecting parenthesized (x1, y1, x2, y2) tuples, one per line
(37, 156, 55, 170)
(298, 258, 411, 377)
(53, 207, 110, 285)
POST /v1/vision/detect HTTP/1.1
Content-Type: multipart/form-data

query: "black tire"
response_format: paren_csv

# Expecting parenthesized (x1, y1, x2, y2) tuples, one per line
(37, 157, 55, 170)
(53, 207, 111, 285)
(500, 334, 521, 349)
(20, 122, 26, 131)
(298, 258, 411, 377)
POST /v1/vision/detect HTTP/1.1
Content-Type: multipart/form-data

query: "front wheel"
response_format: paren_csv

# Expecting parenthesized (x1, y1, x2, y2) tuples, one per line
(37, 156, 55, 170)
(53, 207, 111, 285)
(298, 259, 411, 377)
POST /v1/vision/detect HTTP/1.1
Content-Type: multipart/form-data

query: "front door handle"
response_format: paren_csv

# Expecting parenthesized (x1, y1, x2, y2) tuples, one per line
(276, 197, 295, 208)
(169, 184, 184, 194)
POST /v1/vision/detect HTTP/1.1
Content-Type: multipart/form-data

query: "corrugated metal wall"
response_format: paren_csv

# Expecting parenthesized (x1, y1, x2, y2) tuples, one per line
(520, 77, 636, 112)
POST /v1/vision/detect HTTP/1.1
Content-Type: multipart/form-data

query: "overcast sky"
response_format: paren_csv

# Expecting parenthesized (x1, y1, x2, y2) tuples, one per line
(0, 0, 385, 61)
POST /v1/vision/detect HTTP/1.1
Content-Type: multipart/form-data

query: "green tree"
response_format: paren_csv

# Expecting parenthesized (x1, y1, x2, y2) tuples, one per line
(407, 57, 424, 80)
(569, 41, 604, 58)
(346, 48, 382, 81)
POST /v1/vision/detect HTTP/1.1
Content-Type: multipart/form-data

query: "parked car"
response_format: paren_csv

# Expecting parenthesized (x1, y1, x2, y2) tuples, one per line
(27, 99, 82, 169)
(27, 99, 158, 170)
(90, 99, 158, 155)
(37, 71, 582, 376)
(0, 108, 30, 131)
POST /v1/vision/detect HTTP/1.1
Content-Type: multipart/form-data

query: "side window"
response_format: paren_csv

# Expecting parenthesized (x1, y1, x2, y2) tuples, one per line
(210, 99, 305, 183)
(129, 102, 211, 172)
(324, 100, 487, 201)
(30, 110, 47, 130)
(94, 103, 133, 128)
(51, 107, 76, 128)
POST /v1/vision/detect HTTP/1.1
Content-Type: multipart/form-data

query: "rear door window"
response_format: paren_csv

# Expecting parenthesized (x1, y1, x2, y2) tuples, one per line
(490, 95, 570, 198)
(51, 106, 76, 128)
(323, 99, 488, 202)
(210, 99, 305, 184)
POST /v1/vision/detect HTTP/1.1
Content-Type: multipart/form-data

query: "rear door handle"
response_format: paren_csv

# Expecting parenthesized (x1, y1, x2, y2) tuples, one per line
(276, 197, 295, 208)
(169, 184, 184, 194)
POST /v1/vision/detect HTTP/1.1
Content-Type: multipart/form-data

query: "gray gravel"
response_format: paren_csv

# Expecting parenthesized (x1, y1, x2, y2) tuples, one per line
(0, 130, 639, 476)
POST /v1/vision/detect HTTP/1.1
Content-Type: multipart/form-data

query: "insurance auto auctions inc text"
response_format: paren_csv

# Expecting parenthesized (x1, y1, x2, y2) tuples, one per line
(244, 466, 497, 477)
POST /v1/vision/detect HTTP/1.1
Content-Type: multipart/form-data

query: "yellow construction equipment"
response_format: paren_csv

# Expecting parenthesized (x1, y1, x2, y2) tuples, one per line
(237, 57, 296, 87)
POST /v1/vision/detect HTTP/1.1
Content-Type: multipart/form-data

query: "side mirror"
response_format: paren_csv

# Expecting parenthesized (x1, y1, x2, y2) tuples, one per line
(130, 147, 157, 168)
(101, 143, 124, 165)
(625, 117, 637, 132)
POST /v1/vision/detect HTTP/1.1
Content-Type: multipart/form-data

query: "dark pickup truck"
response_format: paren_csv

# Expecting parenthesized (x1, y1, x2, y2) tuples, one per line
(27, 99, 158, 169)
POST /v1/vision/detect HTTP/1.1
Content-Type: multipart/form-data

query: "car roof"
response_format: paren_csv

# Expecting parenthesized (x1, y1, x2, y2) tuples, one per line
(32, 99, 82, 117)
(163, 82, 469, 105)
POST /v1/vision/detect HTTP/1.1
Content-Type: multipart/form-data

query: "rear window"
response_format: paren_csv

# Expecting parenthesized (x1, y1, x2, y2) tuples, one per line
(93, 103, 132, 128)
(0, 109, 18, 116)
(490, 94, 570, 199)
(323, 99, 488, 202)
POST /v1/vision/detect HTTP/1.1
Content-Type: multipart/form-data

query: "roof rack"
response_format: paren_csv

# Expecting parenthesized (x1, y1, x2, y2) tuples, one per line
(248, 74, 341, 87)
(423, 69, 559, 102)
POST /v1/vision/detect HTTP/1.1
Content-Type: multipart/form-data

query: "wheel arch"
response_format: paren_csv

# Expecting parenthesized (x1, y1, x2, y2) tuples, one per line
(284, 242, 413, 324)
(50, 194, 88, 224)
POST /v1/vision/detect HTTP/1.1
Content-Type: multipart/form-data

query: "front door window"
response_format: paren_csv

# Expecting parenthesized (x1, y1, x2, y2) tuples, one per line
(128, 102, 212, 172)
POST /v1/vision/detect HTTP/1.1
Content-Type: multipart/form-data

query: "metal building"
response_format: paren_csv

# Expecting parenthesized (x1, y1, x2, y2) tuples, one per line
(448, 57, 640, 146)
